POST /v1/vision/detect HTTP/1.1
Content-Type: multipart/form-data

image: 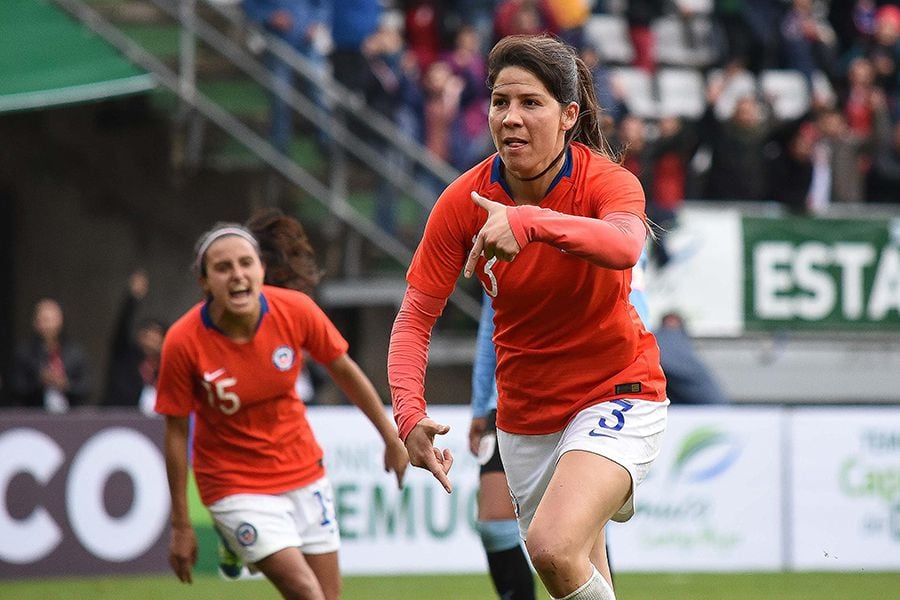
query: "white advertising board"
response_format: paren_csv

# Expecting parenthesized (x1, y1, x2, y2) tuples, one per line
(646, 205, 744, 337)
(789, 407, 900, 570)
(610, 406, 784, 571)
(307, 405, 487, 575)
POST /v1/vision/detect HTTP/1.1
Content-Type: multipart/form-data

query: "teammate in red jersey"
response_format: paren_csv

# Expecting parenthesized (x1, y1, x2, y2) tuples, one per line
(156, 223, 407, 599)
(389, 34, 668, 600)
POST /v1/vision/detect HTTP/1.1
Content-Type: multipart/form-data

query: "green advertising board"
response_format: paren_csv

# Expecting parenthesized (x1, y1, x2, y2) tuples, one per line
(743, 216, 900, 331)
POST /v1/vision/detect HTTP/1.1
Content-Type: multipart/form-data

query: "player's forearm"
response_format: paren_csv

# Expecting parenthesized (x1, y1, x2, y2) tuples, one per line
(507, 206, 646, 269)
(328, 355, 396, 443)
(388, 286, 446, 441)
(164, 416, 191, 529)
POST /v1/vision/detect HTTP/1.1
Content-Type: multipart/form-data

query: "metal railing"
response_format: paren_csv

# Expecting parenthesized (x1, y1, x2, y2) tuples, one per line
(51, 0, 482, 321)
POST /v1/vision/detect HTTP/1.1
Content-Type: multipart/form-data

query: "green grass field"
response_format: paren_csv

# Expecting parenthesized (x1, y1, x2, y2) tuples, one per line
(3, 572, 899, 599)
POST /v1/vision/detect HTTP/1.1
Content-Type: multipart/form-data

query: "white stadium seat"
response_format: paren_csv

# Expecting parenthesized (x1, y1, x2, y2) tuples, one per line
(759, 69, 811, 120)
(584, 14, 635, 66)
(611, 67, 658, 119)
(657, 68, 706, 119)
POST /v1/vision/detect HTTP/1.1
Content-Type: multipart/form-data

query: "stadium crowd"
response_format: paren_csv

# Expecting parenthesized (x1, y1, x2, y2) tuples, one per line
(246, 0, 900, 224)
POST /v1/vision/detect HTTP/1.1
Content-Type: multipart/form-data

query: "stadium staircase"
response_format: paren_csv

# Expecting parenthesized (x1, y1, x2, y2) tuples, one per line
(52, 0, 483, 371)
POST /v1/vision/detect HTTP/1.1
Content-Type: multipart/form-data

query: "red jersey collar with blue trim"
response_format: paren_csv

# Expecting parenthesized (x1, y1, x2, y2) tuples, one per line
(200, 292, 269, 334)
(490, 146, 573, 200)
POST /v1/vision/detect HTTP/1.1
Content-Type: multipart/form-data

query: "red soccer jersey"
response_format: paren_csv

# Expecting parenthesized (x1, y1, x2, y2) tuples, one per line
(155, 285, 349, 505)
(407, 142, 666, 435)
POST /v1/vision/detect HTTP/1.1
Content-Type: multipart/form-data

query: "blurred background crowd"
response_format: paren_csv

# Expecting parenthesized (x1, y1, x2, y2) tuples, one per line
(265, 0, 900, 215)
(3, 0, 900, 411)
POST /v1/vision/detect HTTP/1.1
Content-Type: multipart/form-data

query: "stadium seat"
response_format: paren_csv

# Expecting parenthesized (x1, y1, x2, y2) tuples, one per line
(657, 68, 706, 119)
(759, 69, 810, 120)
(674, 0, 714, 14)
(583, 14, 635, 66)
(610, 67, 658, 119)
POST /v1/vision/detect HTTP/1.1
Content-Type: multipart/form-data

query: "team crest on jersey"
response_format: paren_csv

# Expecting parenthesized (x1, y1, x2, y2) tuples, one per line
(271, 345, 295, 371)
(235, 522, 257, 546)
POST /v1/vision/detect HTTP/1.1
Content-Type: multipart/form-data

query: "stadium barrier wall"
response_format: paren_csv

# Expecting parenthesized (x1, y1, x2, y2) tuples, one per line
(2, 405, 899, 578)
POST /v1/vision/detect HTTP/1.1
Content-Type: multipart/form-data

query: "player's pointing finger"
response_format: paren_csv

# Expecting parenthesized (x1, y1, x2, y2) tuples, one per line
(465, 232, 486, 278)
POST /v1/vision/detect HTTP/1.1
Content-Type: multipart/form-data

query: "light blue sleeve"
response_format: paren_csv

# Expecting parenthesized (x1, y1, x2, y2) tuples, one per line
(629, 245, 651, 326)
(470, 292, 499, 418)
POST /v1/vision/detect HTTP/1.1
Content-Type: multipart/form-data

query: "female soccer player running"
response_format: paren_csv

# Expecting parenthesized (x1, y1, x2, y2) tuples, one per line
(389, 34, 668, 600)
(156, 223, 408, 599)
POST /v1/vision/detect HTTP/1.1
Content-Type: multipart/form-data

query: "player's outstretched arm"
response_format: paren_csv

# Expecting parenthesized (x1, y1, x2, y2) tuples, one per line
(327, 353, 409, 488)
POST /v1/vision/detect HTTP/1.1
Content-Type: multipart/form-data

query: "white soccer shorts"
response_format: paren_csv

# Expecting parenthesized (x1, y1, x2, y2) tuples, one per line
(207, 476, 340, 565)
(498, 398, 669, 539)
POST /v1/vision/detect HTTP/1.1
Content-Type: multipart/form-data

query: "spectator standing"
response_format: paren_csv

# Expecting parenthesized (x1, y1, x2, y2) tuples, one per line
(829, 0, 876, 57)
(457, 0, 502, 53)
(618, 114, 693, 267)
(842, 56, 882, 138)
(766, 121, 820, 214)
(741, 0, 786, 73)
(544, 0, 590, 47)
(241, 0, 332, 153)
(580, 44, 626, 123)
(713, 0, 755, 69)
(814, 105, 871, 204)
(8, 298, 90, 412)
(625, 0, 665, 72)
(421, 59, 466, 165)
(403, 0, 445, 72)
(494, 0, 559, 42)
(329, 0, 382, 96)
(779, 0, 838, 90)
(701, 81, 775, 200)
(349, 12, 412, 235)
(102, 270, 166, 414)
(867, 90, 900, 203)
(842, 4, 900, 112)
(445, 24, 494, 170)
(868, 5, 900, 103)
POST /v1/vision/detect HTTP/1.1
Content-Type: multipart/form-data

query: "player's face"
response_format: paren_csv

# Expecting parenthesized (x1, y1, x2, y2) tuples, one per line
(201, 236, 264, 319)
(489, 66, 577, 180)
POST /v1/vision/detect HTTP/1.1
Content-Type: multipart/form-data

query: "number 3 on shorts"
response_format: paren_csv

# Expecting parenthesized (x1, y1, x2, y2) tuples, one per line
(313, 490, 332, 526)
(589, 400, 633, 436)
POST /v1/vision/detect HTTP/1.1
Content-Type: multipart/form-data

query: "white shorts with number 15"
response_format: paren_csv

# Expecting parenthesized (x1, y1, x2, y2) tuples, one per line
(208, 476, 340, 564)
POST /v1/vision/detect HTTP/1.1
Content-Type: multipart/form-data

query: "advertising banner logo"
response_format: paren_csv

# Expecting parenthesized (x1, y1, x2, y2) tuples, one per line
(0, 412, 169, 577)
(610, 406, 784, 571)
(744, 216, 900, 330)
